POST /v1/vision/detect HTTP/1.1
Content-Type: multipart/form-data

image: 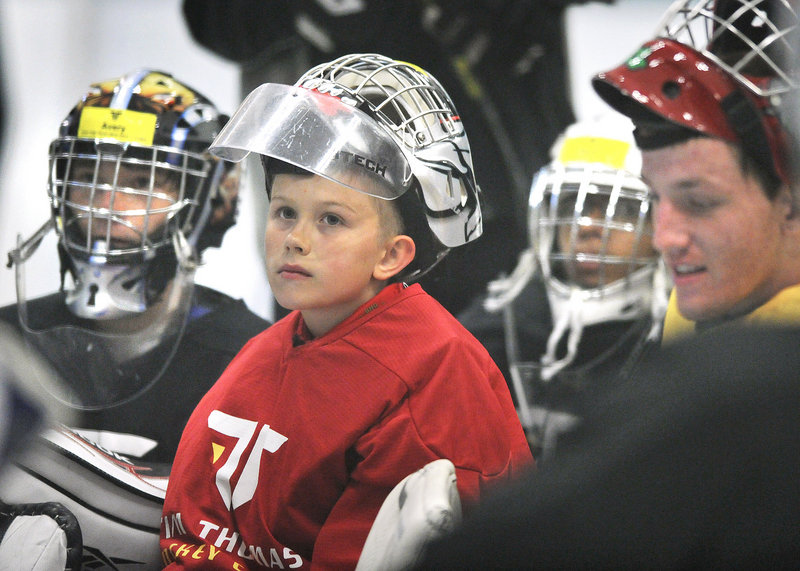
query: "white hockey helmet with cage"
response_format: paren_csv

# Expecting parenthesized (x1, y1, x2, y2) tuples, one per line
(485, 114, 664, 380)
(530, 115, 656, 300)
(210, 53, 483, 280)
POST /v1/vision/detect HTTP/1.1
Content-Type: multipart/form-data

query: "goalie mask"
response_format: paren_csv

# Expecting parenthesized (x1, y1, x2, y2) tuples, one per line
(9, 69, 233, 409)
(530, 116, 661, 379)
(210, 53, 483, 280)
(485, 115, 663, 382)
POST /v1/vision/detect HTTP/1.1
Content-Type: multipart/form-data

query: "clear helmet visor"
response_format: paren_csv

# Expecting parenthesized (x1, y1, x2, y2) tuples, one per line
(209, 83, 414, 199)
(12, 230, 196, 410)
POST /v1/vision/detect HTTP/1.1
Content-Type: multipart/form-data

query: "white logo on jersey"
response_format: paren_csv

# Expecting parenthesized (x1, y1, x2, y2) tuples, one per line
(208, 410, 288, 510)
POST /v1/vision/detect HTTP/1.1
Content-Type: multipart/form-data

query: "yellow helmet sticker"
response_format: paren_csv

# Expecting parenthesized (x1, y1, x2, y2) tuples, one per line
(398, 60, 426, 74)
(137, 72, 196, 107)
(77, 107, 157, 145)
(558, 136, 630, 170)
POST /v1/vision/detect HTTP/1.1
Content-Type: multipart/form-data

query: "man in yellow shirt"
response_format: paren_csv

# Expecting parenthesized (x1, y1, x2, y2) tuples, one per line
(591, 0, 800, 342)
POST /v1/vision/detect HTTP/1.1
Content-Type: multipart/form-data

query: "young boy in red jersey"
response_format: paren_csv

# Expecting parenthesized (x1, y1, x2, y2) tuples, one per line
(160, 53, 533, 569)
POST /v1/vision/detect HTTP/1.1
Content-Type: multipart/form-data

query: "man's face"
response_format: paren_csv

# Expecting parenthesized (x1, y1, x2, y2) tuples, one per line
(554, 190, 655, 288)
(644, 137, 790, 322)
(67, 159, 180, 248)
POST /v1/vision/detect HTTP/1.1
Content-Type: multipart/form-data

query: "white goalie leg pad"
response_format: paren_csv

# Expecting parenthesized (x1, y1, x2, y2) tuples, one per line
(0, 515, 67, 571)
(356, 458, 462, 571)
(0, 425, 167, 570)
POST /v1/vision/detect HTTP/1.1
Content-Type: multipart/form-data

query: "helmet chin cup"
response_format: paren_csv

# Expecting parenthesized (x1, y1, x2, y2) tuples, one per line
(65, 258, 150, 320)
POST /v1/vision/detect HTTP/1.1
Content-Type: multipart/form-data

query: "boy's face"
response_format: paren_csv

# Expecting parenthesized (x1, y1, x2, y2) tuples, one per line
(554, 191, 655, 289)
(644, 136, 791, 322)
(265, 173, 398, 334)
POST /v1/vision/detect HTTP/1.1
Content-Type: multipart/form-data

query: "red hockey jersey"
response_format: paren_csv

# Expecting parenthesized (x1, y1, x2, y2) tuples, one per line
(161, 283, 532, 569)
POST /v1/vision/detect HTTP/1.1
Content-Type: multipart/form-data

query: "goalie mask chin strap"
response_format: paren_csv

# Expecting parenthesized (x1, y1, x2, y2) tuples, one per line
(540, 288, 584, 381)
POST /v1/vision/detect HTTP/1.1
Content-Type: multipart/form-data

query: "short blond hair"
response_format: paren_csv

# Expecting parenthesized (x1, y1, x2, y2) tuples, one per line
(371, 195, 404, 239)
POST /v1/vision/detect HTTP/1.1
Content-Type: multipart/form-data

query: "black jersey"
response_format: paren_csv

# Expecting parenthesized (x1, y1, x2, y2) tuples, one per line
(0, 285, 270, 466)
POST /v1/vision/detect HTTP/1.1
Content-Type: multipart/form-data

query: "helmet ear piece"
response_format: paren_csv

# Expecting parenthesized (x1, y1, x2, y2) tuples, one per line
(195, 160, 241, 253)
(720, 89, 784, 194)
(390, 183, 449, 283)
(769, 79, 800, 189)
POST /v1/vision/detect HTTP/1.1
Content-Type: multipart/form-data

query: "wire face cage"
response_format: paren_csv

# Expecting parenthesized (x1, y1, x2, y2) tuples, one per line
(529, 154, 656, 298)
(49, 137, 209, 261)
(656, 0, 799, 96)
(298, 53, 464, 152)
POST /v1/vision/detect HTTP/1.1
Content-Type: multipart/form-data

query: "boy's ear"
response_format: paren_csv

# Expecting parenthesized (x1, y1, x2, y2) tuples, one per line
(784, 183, 800, 220)
(373, 235, 416, 281)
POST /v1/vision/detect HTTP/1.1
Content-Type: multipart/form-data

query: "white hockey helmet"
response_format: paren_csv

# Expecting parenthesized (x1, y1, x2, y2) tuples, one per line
(210, 53, 483, 280)
(528, 114, 661, 378)
(529, 114, 655, 299)
(485, 114, 663, 381)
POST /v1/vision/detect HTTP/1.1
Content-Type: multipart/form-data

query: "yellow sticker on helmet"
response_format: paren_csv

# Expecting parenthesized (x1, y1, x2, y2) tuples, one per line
(77, 107, 157, 145)
(558, 136, 630, 169)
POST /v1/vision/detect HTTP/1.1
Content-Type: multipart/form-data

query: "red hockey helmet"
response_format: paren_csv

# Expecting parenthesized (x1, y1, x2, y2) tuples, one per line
(592, 37, 792, 189)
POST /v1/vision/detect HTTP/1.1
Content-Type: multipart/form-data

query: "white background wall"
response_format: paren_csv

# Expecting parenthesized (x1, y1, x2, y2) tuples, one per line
(0, 0, 673, 322)
(566, 0, 674, 121)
